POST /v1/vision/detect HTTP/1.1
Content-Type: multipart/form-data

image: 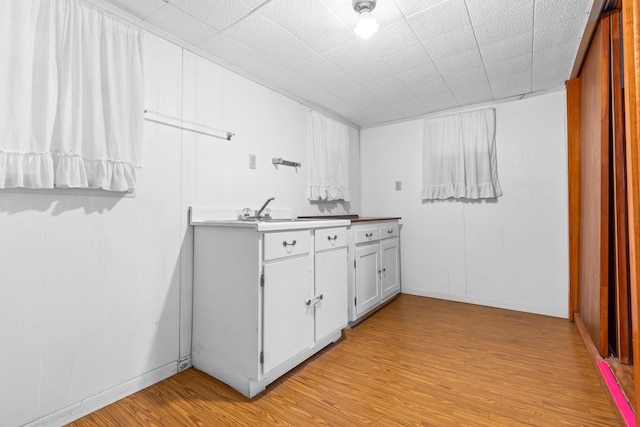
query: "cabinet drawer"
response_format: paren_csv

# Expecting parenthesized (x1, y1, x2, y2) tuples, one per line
(315, 227, 347, 251)
(264, 230, 311, 261)
(380, 224, 399, 239)
(355, 228, 381, 244)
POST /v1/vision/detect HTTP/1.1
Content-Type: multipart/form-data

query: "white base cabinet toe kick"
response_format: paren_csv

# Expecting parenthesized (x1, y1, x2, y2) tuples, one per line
(190, 217, 350, 398)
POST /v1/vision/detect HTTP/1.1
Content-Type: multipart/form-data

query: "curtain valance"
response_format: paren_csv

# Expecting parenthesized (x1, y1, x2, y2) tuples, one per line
(0, 0, 144, 192)
(422, 108, 502, 200)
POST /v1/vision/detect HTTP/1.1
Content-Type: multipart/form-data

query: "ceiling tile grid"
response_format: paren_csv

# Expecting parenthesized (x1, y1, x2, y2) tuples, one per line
(101, 0, 597, 127)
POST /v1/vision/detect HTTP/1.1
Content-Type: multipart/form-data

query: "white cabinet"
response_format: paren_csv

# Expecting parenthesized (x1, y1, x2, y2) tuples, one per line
(191, 222, 348, 398)
(348, 220, 401, 325)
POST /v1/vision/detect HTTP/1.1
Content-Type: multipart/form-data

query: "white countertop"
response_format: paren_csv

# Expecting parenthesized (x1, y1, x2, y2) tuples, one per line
(189, 207, 350, 231)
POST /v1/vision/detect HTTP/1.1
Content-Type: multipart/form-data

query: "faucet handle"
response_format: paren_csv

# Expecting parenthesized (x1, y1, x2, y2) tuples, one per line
(241, 208, 252, 218)
(262, 208, 272, 218)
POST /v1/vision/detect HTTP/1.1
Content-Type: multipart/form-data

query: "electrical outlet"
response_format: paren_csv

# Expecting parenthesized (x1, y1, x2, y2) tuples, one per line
(395, 181, 402, 191)
(249, 154, 256, 169)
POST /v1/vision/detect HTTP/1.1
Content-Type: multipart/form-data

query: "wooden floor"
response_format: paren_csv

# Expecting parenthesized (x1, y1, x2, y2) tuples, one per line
(69, 295, 621, 426)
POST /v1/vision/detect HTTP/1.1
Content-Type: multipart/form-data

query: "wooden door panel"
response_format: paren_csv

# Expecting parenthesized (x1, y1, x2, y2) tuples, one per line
(578, 14, 610, 357)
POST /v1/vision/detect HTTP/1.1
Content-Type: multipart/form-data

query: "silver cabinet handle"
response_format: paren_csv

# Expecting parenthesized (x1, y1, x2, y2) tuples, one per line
(327, 235, 338, 242)
(282, 240, 297, 247)
(387, 229, 394, 234)
(305, 294, 324, 306)
(365, 233, 373, 238)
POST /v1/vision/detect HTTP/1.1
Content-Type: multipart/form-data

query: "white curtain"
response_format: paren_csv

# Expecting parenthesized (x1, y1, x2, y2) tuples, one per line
(0, 0, 144, 192)
(422, 108, 502, 200)
(308, 111, 351, 202)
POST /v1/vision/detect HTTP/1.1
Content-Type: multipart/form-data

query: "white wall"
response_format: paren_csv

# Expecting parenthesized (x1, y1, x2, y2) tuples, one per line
(360, 91, 569, 318)
(0, 30, 360, 427)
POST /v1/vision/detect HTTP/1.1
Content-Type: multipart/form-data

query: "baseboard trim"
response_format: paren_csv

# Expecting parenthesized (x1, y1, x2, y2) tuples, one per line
(401, 288, 568, 318)
(24, 362, 178, 427)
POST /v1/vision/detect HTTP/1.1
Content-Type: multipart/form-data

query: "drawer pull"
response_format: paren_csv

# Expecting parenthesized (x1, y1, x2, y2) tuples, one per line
(387, 229, 394, 234)
(282, 240, 297, 247)
(365, 232, 373, 238)
(327, 235, 338, 242)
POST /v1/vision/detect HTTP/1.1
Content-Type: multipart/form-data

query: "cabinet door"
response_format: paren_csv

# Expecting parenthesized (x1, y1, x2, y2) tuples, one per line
(355, 243, 381, 316)
(262, 255, 314, 374)
(315, 247, 348, 341)
(381, 238, 400, 299)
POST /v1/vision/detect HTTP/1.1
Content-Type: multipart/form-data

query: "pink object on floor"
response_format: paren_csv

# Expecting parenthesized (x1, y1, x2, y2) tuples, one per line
(596, 360, 636, 426)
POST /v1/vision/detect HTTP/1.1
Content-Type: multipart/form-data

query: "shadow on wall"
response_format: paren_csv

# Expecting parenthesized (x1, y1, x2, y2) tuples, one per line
(0, 188, 127, 215)
(309, 200, 352, 214)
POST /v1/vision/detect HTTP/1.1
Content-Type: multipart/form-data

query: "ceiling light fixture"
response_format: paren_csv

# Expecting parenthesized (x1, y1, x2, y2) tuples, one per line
(353, 0, 379, 38)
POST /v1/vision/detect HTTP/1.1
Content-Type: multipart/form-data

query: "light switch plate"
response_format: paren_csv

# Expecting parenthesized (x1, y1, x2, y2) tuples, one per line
(249, 154, 256, 169)
(395, 181, 402, 191)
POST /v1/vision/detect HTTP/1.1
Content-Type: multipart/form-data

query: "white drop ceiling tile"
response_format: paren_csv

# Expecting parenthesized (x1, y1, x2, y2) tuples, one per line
(103, 0, 166, 19)
(534, 14, 589, 52)
(484, 53, 532, 80)
(382, 44, 434, 72)
(197, 33, 259, 65)
(478, 32, 532, 65)
(260, 33, 316, 68)
(455, 92, 495, 106)
(433, 48, 484, 76)
(338, 86, 379, 103)
(313, 73, 361, 93)
(330, 103, 365, 118)
(451, 81, 492, 100)
(258, 0, 354, 54)
(145, 4, 218, 45)
(389, 97, 425, 113)
(444, 66, 487, 89)
(533, 40, 579, 69)
(240, 0, 267, 9)
(535, 0, 592, 29)
(532, 60, 573, 83)
(371, 86, 418, 105)
(422, 25, 478, 60)
(394, 0, 455, 18)
(466, 0, 534, 23)
(169, 0, 251, 30)
(407, 0, 472, 42)
(492, 85, 530, 99)
(363, 75, 407, 94)
(313, 93, 349, 110)
(409, 78, 451, 97)
(472, 3, 534, 46)
(343, 60, 403, 85)
(489, 70, 531, 92)
(291, 82, 332, 100)
(223, 12, 290, 51)
(396, 63, 443, 87)
(290, 55, 342, 80)
(323, 41, 375, 72)
(425, 89, 460, 111)
(363, 107, 404, 124)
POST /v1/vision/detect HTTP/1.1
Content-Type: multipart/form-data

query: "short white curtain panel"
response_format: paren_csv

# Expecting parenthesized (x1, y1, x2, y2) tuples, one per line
(421, 108, 502, 200)
(308, 111, 351, 202)
(0, 0, 144, 192)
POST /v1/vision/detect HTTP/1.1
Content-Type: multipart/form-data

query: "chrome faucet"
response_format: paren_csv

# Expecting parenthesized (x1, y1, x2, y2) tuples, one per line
(255, 197, 275, 218)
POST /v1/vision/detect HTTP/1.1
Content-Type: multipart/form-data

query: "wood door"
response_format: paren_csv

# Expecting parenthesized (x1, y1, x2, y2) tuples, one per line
(578, 13, 611, 357)
(355, 243, 381, 316)
(315, 247, 348, 341)
(262, 255, 314, 374)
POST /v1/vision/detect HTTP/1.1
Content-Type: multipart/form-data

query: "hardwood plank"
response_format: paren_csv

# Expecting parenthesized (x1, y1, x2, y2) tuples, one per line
(622, 0, 640, 415)
(68, 295, 620, 426)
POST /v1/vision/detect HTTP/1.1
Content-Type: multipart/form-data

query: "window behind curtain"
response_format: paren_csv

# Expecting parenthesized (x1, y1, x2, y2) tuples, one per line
(422, 108, 502, 201)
